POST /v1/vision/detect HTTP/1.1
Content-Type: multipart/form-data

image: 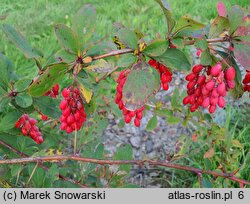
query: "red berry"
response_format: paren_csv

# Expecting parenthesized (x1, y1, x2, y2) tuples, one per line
(41, 114, 48, 121)
(62, 88, 70, 98)
(218, 96, 225, 108)
(209, 105, 216, 114)
(217, 83, 226, 96)
(183, 96, 190, 105)
(243, 73, 250, 84)
(66, 126, 73, 134)
(192, 64, 203, 73)
(67, 115, 75, 124)
(21, 128, 28, 136)
(24, 122, 31, 130)
(225, 67, 236, 81)
(205, 80, 215, 91)
(210, 96, 218, 106)
(210, 63, 222, 77)
(60, 122, 67, 130)
(53, 84, 59, 92)
(134, 118, 141, 127)
(227, 80, 235, 89)
(60, 100, 68, 110)
(197, 75, 206, 85)
(29, 118, 37, 125)
(187, 81, 196, 90)
(124, 115, 132, 123)
(163, 83, 169, 90)
(185, 73, 197, 81)
(202, 97, 210, 108)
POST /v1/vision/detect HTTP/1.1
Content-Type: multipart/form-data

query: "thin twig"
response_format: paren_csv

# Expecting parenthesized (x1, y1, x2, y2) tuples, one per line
(0, 154, 249, 186)
(0, 140, 88, 188)
(92, 49, 134, 61)
(184, 37, 227, 45)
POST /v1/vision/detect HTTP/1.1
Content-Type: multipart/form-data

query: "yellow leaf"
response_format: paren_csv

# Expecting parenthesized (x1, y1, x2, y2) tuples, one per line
(78, 83, 93, 103)
(232, 139, 243, 148)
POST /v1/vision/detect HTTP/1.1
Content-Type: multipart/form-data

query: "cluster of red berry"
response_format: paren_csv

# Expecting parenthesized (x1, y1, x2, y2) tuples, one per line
(115, 70, 144, 127)
(148, 59, 172, 91)
(59, 86, 86, 133)
(243, 71, 250, 92)
(15, 114, 43, 144)
(183, 63, 236, 113)
(44, 84, 60, 98)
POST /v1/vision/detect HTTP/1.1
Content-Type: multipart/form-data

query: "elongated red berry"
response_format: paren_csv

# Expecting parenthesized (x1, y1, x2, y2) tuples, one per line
(225, 67, 236, 81)
(202, 97, 210, 108)
(192, 64, 203, 73)
(218, 96, 225, 108)
(211, 63, 222, 77)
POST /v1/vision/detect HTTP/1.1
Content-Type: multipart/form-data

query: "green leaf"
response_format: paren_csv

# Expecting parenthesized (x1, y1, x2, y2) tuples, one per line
(2, 24, 41, 59)
(29, 63, 67, 97)
(0, 111, 21, 132)
(116, 28, 138, 50)
(54, 24, 79, 54)
(72, 4, 96, 47)
(142, 39, 169, 57)
(15, 93, 33, 108)
(0, 97, 11, 113)
(47, 164, 59, 184)
(171, 88, 179, 108)
(200, 50, 212, 65)
(113, 144, 133, 172)
(194, 39, 208, 50)
(172, 38, 184, 48)
(15, 78, 31, 92)
(173, 16, 205, 35)
(154, 48, 191, 70)
(155, 109, 173, 117)
(167, 115, 180, 124)
(33, 96, 61, 118)
(54, 49, 75, 63)
(0, 52, 15, 90)
(122, 60, 160, 110)
(228, 5, 244, 35)
(202, 178, 213, 188)
(146, 115, 158, 131)
(116, 53, 137, 68)
(209, 16, 229, 38)
(86, 41, 116, 56)
(155, 0, 175, 34)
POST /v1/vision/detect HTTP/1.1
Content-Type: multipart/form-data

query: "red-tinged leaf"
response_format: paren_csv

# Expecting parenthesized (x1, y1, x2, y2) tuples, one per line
(234, 16, 250, 37)
(122, 60, 160, 110)
(217, 2, 227, 17)
(228, 5, 244, 35)
(234, 42, 250, 71)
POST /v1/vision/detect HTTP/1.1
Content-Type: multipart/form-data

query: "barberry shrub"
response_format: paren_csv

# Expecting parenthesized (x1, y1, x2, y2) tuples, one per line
(0, 1, 249, 187)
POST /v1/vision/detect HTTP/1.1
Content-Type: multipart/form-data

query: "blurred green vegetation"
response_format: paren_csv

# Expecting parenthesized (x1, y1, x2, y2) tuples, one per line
(0, 0, 249, 73)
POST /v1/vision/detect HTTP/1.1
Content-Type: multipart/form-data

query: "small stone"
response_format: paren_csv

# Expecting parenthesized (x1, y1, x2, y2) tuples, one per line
(130, 136, 141, 148)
